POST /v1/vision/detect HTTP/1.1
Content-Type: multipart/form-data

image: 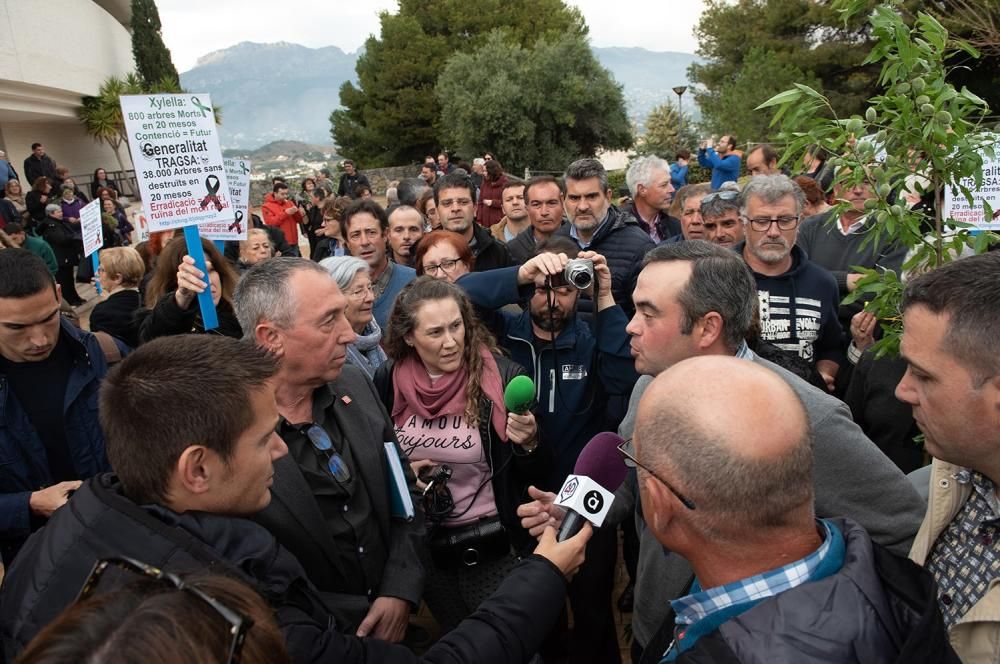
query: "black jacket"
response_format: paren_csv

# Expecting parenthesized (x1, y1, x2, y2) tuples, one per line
(37, 215, 82, 266)
(556, 206, 654, 315)
(470, 223, 513, 272)
(88, 290, 142, 349)
(641, 518, 959, 664)
(22, 154, 58, 187)
(0, 474, 570, 664)
(137, 293, 243, 343)
(373, 354, 551, 553)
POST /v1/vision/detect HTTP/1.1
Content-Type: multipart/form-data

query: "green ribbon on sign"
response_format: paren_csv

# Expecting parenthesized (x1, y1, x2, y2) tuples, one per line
(191, 96, 211, 117)
(240, 161, 250, 175)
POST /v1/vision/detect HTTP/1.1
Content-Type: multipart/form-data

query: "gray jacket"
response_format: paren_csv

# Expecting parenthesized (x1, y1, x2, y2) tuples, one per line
(615, 354, 926, 648)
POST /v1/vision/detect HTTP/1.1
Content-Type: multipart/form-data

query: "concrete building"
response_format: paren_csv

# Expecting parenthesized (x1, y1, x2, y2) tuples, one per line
(0, 0, 135, 186)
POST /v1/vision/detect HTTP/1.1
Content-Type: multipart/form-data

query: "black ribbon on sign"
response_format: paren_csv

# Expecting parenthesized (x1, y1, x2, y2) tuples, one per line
(199, 175, 224, 211)
(228, 210, 244, 233)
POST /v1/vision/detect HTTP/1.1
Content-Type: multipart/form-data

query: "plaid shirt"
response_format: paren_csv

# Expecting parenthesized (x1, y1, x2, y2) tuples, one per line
(662, 519, 844, 661)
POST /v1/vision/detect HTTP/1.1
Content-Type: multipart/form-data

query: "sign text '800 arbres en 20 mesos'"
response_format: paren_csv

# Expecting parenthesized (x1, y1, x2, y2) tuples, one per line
(119, 94, 241, 239)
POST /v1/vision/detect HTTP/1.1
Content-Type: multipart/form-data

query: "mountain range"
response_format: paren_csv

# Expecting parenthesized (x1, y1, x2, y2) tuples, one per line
(180, 41, 699, 151)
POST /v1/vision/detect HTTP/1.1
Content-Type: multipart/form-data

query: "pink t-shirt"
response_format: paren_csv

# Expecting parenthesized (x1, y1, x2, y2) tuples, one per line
(394, 412, 497, 527)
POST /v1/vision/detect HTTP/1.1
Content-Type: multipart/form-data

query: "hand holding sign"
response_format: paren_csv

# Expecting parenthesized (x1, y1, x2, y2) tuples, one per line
(175, 254, 214, 310)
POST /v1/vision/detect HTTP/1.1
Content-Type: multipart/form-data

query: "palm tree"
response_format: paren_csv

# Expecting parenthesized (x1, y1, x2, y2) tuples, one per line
(78, 73, 222, 172)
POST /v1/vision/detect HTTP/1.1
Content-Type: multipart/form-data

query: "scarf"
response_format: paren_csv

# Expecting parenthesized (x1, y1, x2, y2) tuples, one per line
(346, 319, 387, 378)
(391, 345, 508, 441)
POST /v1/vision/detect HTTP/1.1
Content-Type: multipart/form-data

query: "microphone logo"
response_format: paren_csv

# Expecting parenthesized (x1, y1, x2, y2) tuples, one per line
(559, 477, 579, 502)
(583, 490, 604, 515)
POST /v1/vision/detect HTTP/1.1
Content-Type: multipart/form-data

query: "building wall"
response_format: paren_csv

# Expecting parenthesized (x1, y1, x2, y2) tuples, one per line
(0, 0, 134, 175)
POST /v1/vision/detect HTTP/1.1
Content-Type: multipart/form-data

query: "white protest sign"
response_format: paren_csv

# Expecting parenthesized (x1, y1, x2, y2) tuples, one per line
(80, 199, 103, 257)
(206, 157, 252, 241)
(120, 94, 230, 233)
(132, 205, 150, 243)
(944, 137, 1000, 230)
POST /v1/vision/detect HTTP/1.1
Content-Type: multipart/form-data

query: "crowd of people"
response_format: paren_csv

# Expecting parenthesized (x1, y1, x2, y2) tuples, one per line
(0, 138, 997, 664)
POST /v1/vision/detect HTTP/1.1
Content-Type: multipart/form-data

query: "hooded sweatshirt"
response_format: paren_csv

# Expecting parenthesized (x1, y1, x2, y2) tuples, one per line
(738, 242, 844, 365)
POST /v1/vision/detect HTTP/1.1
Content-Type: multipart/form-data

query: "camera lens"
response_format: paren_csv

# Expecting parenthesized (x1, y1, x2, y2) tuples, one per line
(569, 269, 592, 289)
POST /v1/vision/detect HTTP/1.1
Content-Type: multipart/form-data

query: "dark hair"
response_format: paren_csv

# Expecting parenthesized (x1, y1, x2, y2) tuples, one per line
(32, 176, 50, 193)
(413, 230, 475, 276)
(341, 198, 388, 239)
(723, 135, 737, 149)
(643, 241, 757, 352)
(271, 182, 289, 194)
(0, 249, 57, 299)
(343, 160, 355, 167)
(18, 573, 290, 664)
(565, 158, 608, 191)
(534, 235, 580, 258)
(676, 149, 691, 161)
(353, 184, 372, 198)
(805, 144, 827, 163)
(433, 172, 477, 205)
(301, 177, 316, 190)
(901, 252, 1000, 384)
(93, 167, 109, 181)
(383, 277, 497, 425)
(523, 175, 566, 203)
(96, 186, 119, 201)
(5, 222, 24, 235)
(145, 236, 239, 308)
(750, 143, 780, 166)
(501, 178, 525, 194)
(485, 159, 504, 181)
(31, 142, 42, 150)
(100, 335, 278, 504)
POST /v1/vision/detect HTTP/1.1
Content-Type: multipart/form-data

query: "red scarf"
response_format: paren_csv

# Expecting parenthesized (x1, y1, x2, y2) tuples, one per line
(391, 346, 508, 441)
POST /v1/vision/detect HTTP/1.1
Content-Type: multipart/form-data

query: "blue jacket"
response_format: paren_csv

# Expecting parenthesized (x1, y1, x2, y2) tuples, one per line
(458, 267, 639, 490)
(697, 148, 741, 189)
(0, 319, 124, 562)
(373, 262, 416, 330)
(670, 162, 688, 190)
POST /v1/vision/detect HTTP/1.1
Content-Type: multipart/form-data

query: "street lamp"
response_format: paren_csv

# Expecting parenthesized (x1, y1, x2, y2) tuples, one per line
(672, 86, 688, 143)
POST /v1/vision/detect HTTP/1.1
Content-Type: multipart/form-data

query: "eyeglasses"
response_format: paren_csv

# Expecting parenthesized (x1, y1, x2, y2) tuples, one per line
(77, 556, 252, 664)
(423, 258, 462, 276)
(617, 439, 696, 510)
(742, 215, 800, 232)
(347, 283, 375, 300)
(300, 424, 351, 483)
(438, 198, 473, 208)
(701, 190, 739, 204)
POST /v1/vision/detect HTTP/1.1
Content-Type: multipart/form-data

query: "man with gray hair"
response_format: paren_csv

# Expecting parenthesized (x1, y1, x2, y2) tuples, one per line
(625, 156, 681, 243)
(234, 257, 426, 643)
(736, 174, 844, 391)
(556, 158, 654, 314)
(630, 356, 954, 661)
(518, 240, 925, 662)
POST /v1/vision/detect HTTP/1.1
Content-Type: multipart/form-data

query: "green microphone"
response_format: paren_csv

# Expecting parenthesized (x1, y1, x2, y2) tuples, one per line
(503, 375, 537, 414)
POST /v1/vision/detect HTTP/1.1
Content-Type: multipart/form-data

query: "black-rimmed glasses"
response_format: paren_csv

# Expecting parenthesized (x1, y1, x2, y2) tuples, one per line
(742, 215, 800, 232)
(301, 424, 352, 483)
(617, 439, 697, 510)
(77, 556, 252, 664)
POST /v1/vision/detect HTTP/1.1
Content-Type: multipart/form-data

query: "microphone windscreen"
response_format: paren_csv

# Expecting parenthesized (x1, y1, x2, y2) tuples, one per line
(503, 375, 536, 414)
(573, 432, 628, 492)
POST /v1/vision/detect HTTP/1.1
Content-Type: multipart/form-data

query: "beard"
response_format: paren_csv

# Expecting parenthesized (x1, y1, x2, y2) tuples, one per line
(750, 238, 791, 265)
(531, 307, 572, 333)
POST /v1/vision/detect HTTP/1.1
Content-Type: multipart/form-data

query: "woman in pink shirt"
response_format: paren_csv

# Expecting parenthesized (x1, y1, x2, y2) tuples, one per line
(373, 277, 549, 632)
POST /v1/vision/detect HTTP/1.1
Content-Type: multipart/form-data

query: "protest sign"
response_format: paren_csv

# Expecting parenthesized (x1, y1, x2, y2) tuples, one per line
(120, 94, 231, 233)
(132, 205, 150, 243)
(217, 158, 252, 240)
(944, 136, 1000, 230)
(80, 199, 103, 257)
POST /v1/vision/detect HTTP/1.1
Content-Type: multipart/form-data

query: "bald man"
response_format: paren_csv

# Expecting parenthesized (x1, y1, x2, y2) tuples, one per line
(632, 356, 955, 662)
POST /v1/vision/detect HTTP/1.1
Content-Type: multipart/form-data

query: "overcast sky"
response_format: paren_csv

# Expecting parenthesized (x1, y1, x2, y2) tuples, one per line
(158, 0, 706, 72)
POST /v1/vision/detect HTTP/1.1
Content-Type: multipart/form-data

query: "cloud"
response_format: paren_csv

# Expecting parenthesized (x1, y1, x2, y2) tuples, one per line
(159, 0, 703, 72)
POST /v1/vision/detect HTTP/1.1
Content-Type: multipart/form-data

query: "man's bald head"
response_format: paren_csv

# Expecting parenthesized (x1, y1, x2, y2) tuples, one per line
(635, 356, 814, 542)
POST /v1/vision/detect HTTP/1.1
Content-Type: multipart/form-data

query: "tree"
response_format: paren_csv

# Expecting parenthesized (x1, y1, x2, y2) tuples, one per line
(130, 0, 180, 87)
(331, 0, 587, 166)
(434, 31, 631, 174)
(634, 102, 699, 158)
(697, 47, 822, 143)
(759, 0, 997, 355)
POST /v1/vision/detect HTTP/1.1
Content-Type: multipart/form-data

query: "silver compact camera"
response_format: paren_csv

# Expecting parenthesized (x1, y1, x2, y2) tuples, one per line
(564, 259, 594, 290)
